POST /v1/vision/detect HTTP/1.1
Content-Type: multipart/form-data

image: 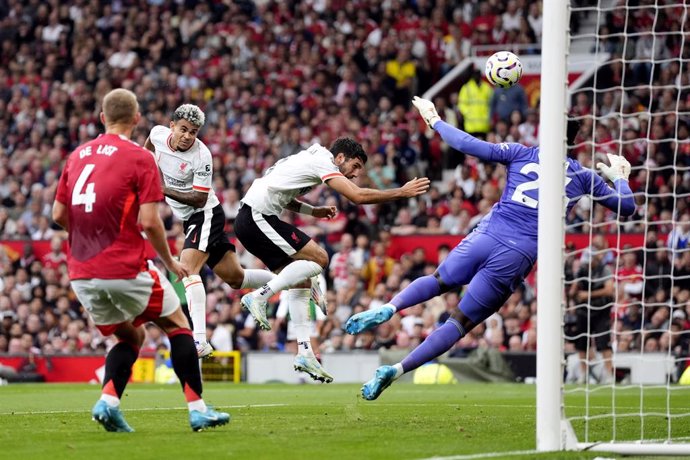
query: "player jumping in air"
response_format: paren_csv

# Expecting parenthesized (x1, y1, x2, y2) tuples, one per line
(53, 89, 229, 431)
(144, 105, 276, 358)
(235, 138, 430, 382)
(347, 96, 636, 400)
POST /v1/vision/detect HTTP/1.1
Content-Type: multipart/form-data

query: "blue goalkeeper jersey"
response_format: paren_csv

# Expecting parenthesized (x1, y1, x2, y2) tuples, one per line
(435, 121, 635, 263)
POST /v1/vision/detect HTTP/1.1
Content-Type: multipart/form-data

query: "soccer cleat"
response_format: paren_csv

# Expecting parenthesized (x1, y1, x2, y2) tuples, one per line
(361, 365, 398, 401)
(345, 305, 395, 335)
(189, 407, 231, 432)
(293, 355, 334, 383)
(241, 293, 271, 331)
(195, 340, 214, 359)
(310, 276, 327, 315)
(91, 400, 134, 432)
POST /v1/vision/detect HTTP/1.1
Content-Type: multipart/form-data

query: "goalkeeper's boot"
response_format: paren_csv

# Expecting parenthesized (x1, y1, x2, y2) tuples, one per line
(293, 354, 334, 383)
(310, 276, 327, 315)
(195, 340, 214, 359)
(91, 400, 134, 432)
(361, 365, 398, 401)
(189, 406, 231, 432)
(345, 304, 395, 335)
(241, 293, 271, 331)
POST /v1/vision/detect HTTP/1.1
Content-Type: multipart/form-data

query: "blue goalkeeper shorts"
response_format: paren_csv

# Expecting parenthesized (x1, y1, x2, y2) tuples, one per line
(437, 231, 534, 324)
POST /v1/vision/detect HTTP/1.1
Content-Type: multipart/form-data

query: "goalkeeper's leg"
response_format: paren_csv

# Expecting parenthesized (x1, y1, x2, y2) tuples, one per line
(347, 234, 490, 335)
(363, 250, 532, 400)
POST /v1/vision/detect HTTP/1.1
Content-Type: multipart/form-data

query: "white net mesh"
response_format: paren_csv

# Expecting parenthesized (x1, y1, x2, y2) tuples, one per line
(562, 0, 690, 447)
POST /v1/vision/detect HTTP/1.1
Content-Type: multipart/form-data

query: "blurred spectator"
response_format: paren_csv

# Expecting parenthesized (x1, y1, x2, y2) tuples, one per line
(458, 68, 493, 137)
(0, 0, 688, 362)
(490, 84, 528, 124)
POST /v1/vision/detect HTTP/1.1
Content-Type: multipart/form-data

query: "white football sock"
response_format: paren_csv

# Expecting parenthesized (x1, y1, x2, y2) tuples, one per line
(240, 269, 275, 289)
(288, 288, 315, 357)
(187, 399, 207, 413)
(256, 260, 323, 301)
(100, 394, 120, 408)
(393, 363, 404, 378)
(183, 275, 207, 343)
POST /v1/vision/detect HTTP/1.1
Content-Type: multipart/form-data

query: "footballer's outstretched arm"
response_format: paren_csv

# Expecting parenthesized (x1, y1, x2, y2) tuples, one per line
(594, 153, 636, 217)
(285, 200, 337, 219)
(597, 180, 635, 216)
(412, 96, 495, 161)
(326, 176, 430, 205)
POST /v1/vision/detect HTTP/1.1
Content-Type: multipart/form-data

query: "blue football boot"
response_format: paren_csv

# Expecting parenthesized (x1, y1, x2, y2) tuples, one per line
(91, 400, 134, 433)
(345, 305, 395, 335)
(361, 365, 398, 401)
(190, 407, 231, 432)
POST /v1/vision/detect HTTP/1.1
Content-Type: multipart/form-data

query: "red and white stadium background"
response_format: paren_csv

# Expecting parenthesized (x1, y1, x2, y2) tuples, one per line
(0, 231, 661, 383)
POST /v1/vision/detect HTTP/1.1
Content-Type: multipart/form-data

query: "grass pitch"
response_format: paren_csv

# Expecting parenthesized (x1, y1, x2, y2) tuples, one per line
(1, 382, 688, 460)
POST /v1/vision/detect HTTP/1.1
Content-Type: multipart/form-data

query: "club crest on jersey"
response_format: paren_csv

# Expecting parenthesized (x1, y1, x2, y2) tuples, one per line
(179, 162, 189, 172)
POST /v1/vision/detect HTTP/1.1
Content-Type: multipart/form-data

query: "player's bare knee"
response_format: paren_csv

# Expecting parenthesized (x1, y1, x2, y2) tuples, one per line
(155, 307, 191, 334)
(450, 309, 475, 333)
(434, 271, 453, 294)
(225, 269, 244, 289)
(115, 324, 145, 349)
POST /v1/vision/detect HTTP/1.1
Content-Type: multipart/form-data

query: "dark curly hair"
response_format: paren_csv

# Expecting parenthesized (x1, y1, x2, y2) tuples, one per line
(330, 137, 367, 165)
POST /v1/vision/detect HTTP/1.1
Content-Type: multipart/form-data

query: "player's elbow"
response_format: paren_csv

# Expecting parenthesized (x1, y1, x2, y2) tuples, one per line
(346, 192, 366, 205)
(620, 200, 636, 217)
(139, 214, 160, 233)
(192, 192, 208, 208)
(139, 220, 158, 233)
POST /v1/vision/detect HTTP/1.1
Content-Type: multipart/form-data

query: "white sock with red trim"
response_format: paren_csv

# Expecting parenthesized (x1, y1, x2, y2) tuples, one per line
(256, 261, 323, 300)
(183, 275, 207, 343)
(240, 269, 275, 289)
(288, 289, 315, 358)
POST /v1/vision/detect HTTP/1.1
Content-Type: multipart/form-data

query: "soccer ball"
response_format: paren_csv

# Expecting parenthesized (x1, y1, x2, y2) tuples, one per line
(412, 363, 458, 385)
(485, 51, 523, 88)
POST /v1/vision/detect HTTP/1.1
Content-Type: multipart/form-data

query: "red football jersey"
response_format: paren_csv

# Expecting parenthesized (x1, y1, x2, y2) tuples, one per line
(55, 134, 163, 280)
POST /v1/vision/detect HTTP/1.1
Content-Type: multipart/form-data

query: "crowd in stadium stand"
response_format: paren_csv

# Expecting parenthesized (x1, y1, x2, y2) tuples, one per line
(0, 0, 688, 376)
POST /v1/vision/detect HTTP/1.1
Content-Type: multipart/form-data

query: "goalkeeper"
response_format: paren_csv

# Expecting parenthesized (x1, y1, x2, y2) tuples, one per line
(348, 96, 635, 400)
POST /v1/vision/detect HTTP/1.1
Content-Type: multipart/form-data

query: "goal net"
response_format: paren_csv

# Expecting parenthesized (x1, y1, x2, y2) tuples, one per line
(538, 0, 690, 455)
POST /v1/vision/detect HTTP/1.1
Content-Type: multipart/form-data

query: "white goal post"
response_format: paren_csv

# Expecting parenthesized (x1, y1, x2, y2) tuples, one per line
(537, 0, 690, 455)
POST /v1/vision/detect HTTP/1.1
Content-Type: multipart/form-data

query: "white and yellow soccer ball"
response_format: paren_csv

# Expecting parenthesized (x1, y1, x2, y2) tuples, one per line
(412, 363, 458, 385)
(484, 51, 523, 88)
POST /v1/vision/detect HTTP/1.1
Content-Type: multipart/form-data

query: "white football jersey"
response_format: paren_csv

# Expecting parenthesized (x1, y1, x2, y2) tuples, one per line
(149, 125, 219, 221)
(241, 144, 344, 216)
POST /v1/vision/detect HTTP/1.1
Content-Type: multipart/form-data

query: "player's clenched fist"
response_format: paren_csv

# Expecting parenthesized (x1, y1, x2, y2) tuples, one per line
(313, 206, 338, 219)
(401, 177, 431, 197)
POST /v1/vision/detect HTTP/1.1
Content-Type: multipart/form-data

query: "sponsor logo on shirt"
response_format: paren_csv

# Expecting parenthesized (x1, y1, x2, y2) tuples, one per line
(166, 177, 186, 188)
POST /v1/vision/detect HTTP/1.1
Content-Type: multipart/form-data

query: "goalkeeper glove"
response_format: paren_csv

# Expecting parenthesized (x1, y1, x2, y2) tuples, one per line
(412, 96, 441, 130)
(596, 153, 631, 182)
